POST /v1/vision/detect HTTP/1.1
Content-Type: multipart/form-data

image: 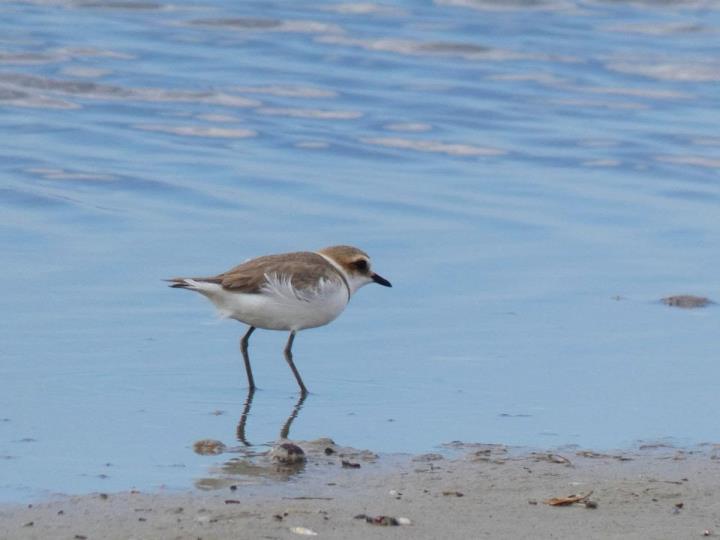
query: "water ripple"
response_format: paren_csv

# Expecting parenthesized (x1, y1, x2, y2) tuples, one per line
(361, 137, 507, 157)
(604, 22, 712, 35)
(233, 86, 337, 98)
(27, 168, 117, 182)
(187, 17, 343, 35)
(383, 122, 433, 133)
(134, 124, 257, 138)
(0, 73, 260, 108)
(435, 0, 579, 11)
(257, 107, 362, 120)
(0, 46, 132, 65)
(656, 155, 720, 169)
(317, 34, 564, 62)
(606, 59, 720, 82)
(319, 3, 406, 16)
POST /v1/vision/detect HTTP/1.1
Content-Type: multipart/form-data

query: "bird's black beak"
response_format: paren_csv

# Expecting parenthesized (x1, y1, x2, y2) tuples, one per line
(371, 273, 392, 287)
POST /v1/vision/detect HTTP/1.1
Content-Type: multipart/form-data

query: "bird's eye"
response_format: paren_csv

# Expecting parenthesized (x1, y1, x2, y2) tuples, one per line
(353, 259, 368, 271)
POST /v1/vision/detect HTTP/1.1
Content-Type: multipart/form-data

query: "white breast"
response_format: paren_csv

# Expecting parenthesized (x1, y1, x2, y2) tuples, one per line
(186, 275, 349, 331)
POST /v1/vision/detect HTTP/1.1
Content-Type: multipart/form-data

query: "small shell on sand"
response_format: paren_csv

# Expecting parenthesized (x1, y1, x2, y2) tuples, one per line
(289, 526, 318, 536)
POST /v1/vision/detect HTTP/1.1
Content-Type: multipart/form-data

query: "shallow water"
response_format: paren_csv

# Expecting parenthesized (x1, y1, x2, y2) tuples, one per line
(2, 0, 720, 501)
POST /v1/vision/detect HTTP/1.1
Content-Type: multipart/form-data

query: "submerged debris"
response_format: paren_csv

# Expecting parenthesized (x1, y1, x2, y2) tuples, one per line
(661, 295, 713, 309)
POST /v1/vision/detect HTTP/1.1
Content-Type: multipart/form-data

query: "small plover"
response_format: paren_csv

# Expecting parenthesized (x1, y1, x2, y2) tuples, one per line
(168, 245, 391, 395)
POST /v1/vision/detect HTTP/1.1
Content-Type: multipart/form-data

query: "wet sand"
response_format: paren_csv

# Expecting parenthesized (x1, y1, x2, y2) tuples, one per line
(2, 441, 720, 539)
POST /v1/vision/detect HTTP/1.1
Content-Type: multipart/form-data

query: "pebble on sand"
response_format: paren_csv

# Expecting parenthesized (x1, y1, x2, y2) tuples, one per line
(271, 442, 306, 465)
(193, 439, 226, 455)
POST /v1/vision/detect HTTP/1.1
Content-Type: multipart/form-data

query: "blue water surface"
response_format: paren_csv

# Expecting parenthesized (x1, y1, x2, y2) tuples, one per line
(2, 0, 720, 501)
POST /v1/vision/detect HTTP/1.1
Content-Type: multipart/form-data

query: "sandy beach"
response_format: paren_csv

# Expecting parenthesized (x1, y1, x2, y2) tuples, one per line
(2, 440, 719, 539)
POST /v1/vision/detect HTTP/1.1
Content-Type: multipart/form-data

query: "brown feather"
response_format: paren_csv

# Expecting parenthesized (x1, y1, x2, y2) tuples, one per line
(170, 251, 346, 294)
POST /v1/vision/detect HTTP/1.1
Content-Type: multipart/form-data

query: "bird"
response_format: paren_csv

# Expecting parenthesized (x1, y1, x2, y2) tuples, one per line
(167, 245, 391, 395)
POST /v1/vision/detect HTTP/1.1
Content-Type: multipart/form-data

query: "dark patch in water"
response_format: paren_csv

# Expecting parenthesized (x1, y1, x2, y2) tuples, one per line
(189, 18, 282, 29)
(77, 1, 162, 9)
(418, 42, 492, 55)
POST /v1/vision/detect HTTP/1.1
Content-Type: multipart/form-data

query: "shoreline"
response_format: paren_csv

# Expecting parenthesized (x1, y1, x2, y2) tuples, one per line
(2, 440, 720, 539)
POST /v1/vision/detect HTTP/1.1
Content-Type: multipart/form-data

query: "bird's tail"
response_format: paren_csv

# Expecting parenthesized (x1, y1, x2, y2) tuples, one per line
(165, 277, 197, 289)
(165, 276, 222, 290)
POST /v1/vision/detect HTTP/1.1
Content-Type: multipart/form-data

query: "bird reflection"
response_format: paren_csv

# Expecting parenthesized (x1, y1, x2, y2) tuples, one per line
(193, 389, 310, 491)
(236, 388, 307, 446)
(235, 388, 256, 446)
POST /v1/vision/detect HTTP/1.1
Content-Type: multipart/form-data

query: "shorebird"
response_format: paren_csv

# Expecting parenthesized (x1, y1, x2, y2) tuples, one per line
(168, 245, 391, 395)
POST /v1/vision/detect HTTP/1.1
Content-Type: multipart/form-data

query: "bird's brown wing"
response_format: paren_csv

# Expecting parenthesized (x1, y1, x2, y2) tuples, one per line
(216, 251, 339, 293)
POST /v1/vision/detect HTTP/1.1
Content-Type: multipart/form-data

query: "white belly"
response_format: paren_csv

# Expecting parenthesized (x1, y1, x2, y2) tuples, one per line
(187, 278, 349, 331)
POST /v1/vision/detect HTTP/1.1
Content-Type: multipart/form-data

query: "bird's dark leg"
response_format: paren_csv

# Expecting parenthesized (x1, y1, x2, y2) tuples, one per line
(284, 331, 308, 396)
(240, 326, 256, 391)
